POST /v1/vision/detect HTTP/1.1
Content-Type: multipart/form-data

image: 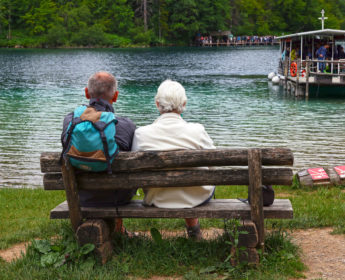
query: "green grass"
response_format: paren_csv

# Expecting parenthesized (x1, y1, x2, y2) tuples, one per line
(1, 185, 345, 249)
(0, 224, 304, 280)
(0, 185, 344, 279)
(0, 188, 66, 249)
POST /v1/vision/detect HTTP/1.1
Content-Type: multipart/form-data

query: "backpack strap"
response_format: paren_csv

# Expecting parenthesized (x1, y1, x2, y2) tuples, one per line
(93, 119, 118, 174)
(59, 117, 83, 165)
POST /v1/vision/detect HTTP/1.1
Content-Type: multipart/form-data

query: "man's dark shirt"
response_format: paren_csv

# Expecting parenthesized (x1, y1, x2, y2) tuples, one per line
(61, 98, 136, 207)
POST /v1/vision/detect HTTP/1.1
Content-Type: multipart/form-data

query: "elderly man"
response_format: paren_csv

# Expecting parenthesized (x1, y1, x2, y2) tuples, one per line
(132, 80, 215, 240)
(61, 71, 136, 234)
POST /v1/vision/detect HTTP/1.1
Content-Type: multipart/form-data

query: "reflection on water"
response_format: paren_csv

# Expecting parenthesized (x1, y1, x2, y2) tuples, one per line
(1, 47, 345, 188)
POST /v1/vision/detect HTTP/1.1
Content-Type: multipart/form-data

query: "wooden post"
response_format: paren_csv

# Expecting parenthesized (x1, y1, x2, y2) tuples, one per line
(296, 60, 300, 97)
(284, 59, 288, 90)
(61, 159, 83, 232)
(248, 149, 264, 251)
(306, 57, 310, 98)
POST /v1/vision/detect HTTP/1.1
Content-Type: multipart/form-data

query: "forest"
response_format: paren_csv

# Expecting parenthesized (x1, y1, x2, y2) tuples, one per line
(0, 0, 345, 48)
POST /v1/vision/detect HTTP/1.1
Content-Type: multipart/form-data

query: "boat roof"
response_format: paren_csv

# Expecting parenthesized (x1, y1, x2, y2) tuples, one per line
(276, 29, 345, 40)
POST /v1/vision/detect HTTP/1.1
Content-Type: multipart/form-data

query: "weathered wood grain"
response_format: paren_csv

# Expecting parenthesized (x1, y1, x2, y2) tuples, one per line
(297, 167, 345, 187)
(248, 149, 265, 250)
(43, 168, 293, 191)
(61, 160, 82, 232)
(230, 220, 258, 248)
(40, 148, 294, 173)
(50, 199, 293, 219)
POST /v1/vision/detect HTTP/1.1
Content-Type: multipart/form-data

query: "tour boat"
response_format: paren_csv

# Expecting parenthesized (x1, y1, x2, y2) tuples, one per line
(272, 10, 345, 97)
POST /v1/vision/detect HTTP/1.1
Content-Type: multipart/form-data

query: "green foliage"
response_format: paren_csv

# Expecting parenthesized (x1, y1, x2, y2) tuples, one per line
(70, 24, 107, 46)
(46, 24, 67, 46)
(130, 27, 153, 45)
(104, 33, 132, 47)
(1, 0, 345, 47)
(31, 224, 96, 268)
(223, 219, 248, 266)
(22, 0, 60, 35)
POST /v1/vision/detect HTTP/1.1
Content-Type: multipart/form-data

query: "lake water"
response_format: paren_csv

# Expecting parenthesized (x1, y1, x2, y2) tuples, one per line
(1, 47, 345, 188)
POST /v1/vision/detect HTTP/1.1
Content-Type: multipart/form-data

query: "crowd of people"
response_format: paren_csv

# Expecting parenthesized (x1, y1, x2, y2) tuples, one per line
(283, 41, 345, 73)
(197, 34, 276, 46)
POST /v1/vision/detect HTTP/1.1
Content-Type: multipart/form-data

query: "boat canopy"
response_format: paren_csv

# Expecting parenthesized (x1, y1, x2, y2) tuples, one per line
(276, 29, 345, 40)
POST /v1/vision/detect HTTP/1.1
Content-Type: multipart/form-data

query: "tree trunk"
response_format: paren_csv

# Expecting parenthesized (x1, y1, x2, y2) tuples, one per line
(143, 0, 147, 32)
(8, 7, 11, 40)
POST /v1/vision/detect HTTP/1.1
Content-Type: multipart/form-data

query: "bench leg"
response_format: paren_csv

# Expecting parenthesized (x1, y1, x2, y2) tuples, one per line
(230, 220, 260, 266)
(76, 219, 113, 264)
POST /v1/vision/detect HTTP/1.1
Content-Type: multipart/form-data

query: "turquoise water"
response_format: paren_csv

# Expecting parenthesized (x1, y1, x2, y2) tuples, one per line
(1, 47, 345, 188)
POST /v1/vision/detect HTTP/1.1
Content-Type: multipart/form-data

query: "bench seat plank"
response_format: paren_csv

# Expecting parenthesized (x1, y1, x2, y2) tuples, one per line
(50, 199, 293, 220)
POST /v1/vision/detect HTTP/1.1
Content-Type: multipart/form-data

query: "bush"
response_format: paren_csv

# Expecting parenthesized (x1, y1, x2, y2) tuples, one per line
(129, 27, 153, 45)
(104, 33, 132, 48)
(70, 24, 107, 46)
(0, 36, 45, 48)
(46, 25, 68, 47)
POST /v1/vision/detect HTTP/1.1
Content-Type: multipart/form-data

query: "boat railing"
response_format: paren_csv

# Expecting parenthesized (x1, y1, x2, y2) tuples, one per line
(282, 58, 345, 78)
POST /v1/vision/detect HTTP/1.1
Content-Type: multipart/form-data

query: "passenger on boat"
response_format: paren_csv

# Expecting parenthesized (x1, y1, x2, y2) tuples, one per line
(291, 47, 299, 61)
(316, 44, 329, 72)
(337, 46, 345, 59)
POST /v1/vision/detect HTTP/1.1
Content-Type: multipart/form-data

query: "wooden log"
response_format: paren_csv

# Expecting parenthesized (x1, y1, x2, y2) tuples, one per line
(248, 149, 265, 251)
(229, 221, 258, 248)
(327, 167, 345, 185)
(240, 248, 259, 265)
(94, 241, 113, 265)
(50, 199, 293, 220)
(40, 148, 294, 173)
(237, 220, 258, 248)
(76, 219, 113, 265)
(297, 167, 345, 187)
(76, 219, 110, 246)
(61, 160, 83, 232)
(230, 247, 259, 266)
(43, 168, 293, 191)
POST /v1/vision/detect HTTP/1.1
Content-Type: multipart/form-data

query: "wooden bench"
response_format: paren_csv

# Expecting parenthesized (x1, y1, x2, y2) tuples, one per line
(40, 148, 294, 264)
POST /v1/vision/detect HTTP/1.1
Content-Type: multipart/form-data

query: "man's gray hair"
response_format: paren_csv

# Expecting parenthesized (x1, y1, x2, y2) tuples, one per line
(155, 80, 187, 114)
(87, 71, 117, 100)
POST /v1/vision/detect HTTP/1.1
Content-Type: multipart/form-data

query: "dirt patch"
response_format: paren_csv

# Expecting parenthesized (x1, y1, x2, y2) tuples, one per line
(277, 192, 295, 198)
(156, 227, 223, 240)
(0, 242, 28, 262)
(290, 228, 345, 280)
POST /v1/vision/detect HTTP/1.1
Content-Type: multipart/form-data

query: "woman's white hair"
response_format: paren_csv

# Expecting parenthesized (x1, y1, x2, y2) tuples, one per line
(155, 80, 187, 114)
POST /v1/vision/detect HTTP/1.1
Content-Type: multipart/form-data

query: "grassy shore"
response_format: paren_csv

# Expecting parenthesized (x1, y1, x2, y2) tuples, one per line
(0, 184, 344, 279)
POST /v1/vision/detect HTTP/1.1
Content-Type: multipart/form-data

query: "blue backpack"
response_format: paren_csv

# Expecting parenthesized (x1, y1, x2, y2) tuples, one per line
(61, 105, 119, 174)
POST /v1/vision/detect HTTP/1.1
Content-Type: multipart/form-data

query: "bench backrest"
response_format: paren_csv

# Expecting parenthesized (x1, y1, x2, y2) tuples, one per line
(41, 148, 293, 245)
(41, 148, 293, 191)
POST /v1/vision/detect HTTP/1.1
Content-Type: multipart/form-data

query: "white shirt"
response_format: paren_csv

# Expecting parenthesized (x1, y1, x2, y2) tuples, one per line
(131, 113, 215, 208)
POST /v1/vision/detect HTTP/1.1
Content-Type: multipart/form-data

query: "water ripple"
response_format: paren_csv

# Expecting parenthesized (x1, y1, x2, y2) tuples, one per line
(1, 47, 345, 188)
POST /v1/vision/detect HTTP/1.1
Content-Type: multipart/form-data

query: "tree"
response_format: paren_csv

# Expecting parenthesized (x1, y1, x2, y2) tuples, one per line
(22, 0, 60, 35)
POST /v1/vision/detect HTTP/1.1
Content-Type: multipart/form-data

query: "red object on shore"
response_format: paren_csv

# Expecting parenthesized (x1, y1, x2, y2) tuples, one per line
(307, 168, 329, 181)
(334, 166, 345, 179)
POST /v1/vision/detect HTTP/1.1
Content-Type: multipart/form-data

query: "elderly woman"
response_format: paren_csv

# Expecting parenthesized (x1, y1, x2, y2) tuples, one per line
(131, 80, 215, 240)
